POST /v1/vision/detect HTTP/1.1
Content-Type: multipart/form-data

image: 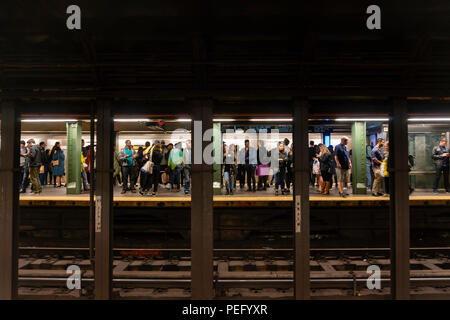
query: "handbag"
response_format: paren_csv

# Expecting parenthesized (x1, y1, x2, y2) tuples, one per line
(52, 159, 59, 166)
(39, 165, 45, 174)
(257, 164, 269, 176)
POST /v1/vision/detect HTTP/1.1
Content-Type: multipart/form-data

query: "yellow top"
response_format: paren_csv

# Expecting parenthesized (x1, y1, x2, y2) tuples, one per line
(383, 159, 389, 177)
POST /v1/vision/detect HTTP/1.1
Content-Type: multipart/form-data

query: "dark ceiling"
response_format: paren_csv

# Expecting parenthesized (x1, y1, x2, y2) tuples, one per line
(1, 0, 450, 113)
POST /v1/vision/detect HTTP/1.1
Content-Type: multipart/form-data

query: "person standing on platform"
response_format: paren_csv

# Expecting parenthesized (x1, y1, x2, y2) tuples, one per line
(168, 142, 183, 192)
(182, 140, 192, 195)
(257, 140, 269, 191)
(51, 142, 65, 188)
(118, 140, 137, 194)
(81, 152, 90, 192)
(319, 144, 333, 195)
(432, 137, 450, 194)
(383, 142, 390, 195)
(19, 140, 27, 193)
(113, 144, 122, 186)
(274, 141, 288, 195)
(224, 144, 237, 195)
(283, 139, 292, 192)
(328, 145, 337, 189)
(28, 139, 45, 194)
(150, 143, 163, 196)
(308, 141, 316, 187)
(371, 138, 385, 197)
(334, 136, 352, 198)
(366, 142, 373, 191)
(240, 139, 257, 192)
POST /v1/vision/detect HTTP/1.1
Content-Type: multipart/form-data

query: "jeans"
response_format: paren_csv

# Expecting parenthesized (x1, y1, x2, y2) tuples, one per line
(140, 170, 152, 191)
(122, 166, 136, 190)
(433, 164, 449, 191)
(245, 164, 256, 191)
(20, 166, 28, 191)
(81, 170, 89, 191)
(171, 165, 182, 189)
(275, 168, 286, 190)
(238, 164, 245, 188)
(183, 167, 190, 193)
(224, 171, 235, 193)
(366, 159, 372, 189)
(29, 166, 42, 193)
(257, 175, 268, 190)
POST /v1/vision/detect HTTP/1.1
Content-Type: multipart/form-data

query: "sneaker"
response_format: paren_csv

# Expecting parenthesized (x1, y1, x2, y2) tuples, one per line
(372, 193, 380, 197)
(433, 189, 439, 194)
(275, 190, 279, 196)
(339, 192, 346, 198)
(377, 192, 384, 196)
(131, 189, 136, 193)
(121, 190, 127, 194)
(185, 190, 189, 195)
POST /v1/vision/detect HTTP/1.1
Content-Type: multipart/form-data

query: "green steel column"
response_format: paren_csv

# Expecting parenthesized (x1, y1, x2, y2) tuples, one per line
(66, 121, 82, 194)
(213, 122, 222, 195)
(351, 121, 367, 194)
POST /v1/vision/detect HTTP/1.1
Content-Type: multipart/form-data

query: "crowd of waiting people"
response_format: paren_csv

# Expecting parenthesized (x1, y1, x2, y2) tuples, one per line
(19, 139, 91, 194)
(21, 134, 449, 197)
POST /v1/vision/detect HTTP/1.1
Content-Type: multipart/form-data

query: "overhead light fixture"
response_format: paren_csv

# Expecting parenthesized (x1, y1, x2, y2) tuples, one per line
(408, 118, 450, 122)
(248, 118, 293, 122)
(22, 119, 78, 122)
(213, 119, 236, 122)
(335, 118, 389, 122)
(175, 119, 192, 122)
(114, 119, 151, 122)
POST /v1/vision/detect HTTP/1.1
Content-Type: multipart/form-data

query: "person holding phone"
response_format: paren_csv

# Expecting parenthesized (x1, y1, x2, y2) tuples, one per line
(432, 137, 450, 194)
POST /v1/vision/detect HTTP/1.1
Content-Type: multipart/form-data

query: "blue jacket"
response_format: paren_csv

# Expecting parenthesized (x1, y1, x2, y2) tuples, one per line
(52, 149, 65, 176)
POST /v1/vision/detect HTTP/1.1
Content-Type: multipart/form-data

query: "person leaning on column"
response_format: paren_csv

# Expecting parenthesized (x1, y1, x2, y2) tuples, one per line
(432, 137, 450, 194)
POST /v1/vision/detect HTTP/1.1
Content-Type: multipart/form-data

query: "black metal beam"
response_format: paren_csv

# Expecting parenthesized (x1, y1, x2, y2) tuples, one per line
(190, 98, 214, 299)
(2, 88, 450, 100)
(0, 100, 20, 299)
(293, 98, 310, 299)
(94, 100, 113, 299)
(389, 98, 410, 299)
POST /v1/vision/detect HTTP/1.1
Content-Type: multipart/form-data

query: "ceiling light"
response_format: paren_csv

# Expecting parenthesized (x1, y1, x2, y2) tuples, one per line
(22, 119, 78, 122)
(335, 118, 389, 122)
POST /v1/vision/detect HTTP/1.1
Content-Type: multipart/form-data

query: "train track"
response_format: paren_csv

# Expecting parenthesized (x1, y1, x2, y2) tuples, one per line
(16, 247, 450, 298)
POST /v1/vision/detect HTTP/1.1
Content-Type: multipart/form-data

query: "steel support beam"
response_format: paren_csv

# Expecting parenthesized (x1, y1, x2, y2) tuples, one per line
(0, 101, 20, 299)
(190, 98, 214, 299)
(389, 99, 410, 299)
(94, 100, 113, 299)
(293, 98, 310, 299)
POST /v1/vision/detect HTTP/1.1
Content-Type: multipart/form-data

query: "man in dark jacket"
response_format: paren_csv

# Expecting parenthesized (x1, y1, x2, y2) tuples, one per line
(432, 137, 450, 193)
(28, 140, 46, 194)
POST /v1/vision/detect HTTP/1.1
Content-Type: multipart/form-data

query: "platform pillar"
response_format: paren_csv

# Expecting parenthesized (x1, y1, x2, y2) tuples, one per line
(94, 100, 114, 300)
(389, 99, 410, 299)
(190, 98, 214, 299)
(293, 98, 310, 299)
(351, 121, 367, 194)
(0, 101, 20, 300)
(66, 121, 82, 194)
